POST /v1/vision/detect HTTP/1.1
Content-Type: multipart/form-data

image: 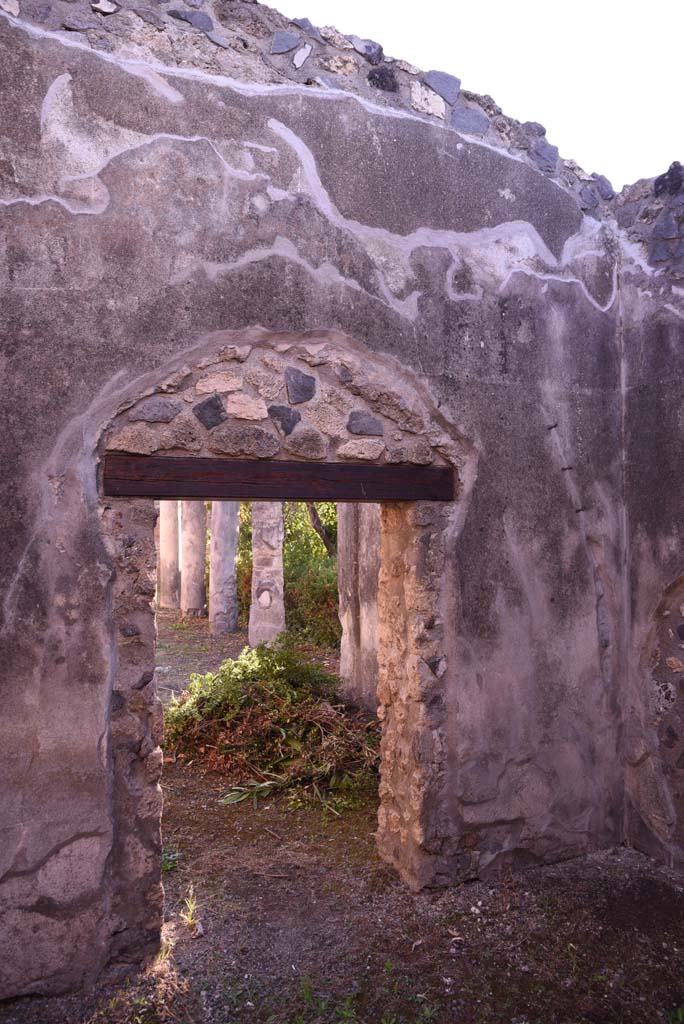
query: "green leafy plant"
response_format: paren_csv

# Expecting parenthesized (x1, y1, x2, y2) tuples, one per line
(164, 637, 379, 807)
(161, 846, 181, 873)
(180, 884, 199, 931)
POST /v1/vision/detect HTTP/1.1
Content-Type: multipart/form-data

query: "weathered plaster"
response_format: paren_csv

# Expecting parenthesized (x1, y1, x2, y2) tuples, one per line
(2, 0, 683, 999)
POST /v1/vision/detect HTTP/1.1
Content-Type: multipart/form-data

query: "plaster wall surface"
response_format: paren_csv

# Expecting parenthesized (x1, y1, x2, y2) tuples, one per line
(1, 0, 682, 999)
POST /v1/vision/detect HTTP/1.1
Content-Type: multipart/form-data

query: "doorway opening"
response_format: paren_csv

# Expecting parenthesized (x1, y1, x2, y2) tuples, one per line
(98, 327, 466, 967)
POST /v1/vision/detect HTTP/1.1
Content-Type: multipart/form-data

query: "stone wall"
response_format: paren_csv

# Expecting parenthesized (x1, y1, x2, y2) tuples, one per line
(2, 0, 683, 1000)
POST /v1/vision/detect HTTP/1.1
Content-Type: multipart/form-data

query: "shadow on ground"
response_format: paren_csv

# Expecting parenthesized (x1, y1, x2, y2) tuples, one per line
(3, 619, 684, 1024)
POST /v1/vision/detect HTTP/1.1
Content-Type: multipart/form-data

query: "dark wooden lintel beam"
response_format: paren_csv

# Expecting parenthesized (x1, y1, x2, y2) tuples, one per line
(102, 454, 455, 503)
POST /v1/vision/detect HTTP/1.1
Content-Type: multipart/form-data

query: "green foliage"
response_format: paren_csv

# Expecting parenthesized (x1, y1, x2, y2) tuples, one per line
(161, 846, 181, 873)
(236, 502, 341, 649)
(164, 637, 379, 806)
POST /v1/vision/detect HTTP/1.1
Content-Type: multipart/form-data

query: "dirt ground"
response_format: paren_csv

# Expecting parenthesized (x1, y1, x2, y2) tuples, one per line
(4, 618, 684, 1024)
(154, 609, 251, 705)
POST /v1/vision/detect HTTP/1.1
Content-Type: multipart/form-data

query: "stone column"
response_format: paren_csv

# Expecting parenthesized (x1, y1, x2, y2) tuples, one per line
(158, 500, 180, 609)
(338, 503, 380, 711)
(209, 501, 240, 635)
(180, 500, 206, 617)
(248, 501, 285, 646)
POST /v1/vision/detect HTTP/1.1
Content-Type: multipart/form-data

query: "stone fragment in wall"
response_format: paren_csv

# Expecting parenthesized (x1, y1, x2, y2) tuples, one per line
(294, 343, 332, 366)
(22, 0, 51, 21)
(347, 35, 383, 65)
(0, 0, 19, 13)
(563, 159, 593, 182)
(319, 25, 354, 48)
(335, 364, 354, 384)
(158, 366, 192, 392)
(293, 16, 325, 43)
(209, 422, 280, 458)
(271, 29, 300, 53)
(129, 397, 182, 423)
(303, 398, 347, 440)
(206, 30, 231, 49)
(368, 66, 398, 93)
(338, 439, 385, 461)
(319, 54, 359, 76)
(592, 173, 615, 200)
(410, 80, 445, 119)
(193, 395, 227, 429)
(63, 11, 100, 29)
(225, 393, 268, 420)
(348, 375, 424, 433)
(385, 439, 434, 465)
(132, 8, 165, 30)
(347, 410, 384, 436)
(655, 161, 684, 197)
(653, 211, 680, 239)
(159, 415, 204, 452)
(108, 424, 158, 455)
(268, 404, 300, 436)
(244, 367, 285, 400)
(217, 344, 250, 362)
(285, 365, 316, 404)
(195, 371, 242, 394)
(423, 70, 461, 105)
(168, 7, 212, 30)
(452, 104, 489, 136)
(529, 136, 559, 174)
(108, 415, 202, 454)
(284, 423, 327, 459)
(666, 657, 684, 673)
(395, 59, 420, 75)
(293, 44, 312, 69)
(91, 0, 118, 12)
(579, 186, 599, 211)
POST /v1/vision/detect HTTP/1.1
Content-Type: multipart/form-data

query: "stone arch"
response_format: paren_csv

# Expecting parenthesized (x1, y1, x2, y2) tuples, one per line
(97, 325, 473, 964)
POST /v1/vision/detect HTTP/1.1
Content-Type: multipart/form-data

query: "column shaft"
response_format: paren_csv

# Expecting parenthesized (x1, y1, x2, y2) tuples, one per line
(248, 501, 285, 646)
(180, 500, 206, 616)
(209, 501, 240, 635)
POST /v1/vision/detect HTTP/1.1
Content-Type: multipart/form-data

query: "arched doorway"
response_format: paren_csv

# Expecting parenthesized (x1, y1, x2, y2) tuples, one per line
(98, 326, 469, 964)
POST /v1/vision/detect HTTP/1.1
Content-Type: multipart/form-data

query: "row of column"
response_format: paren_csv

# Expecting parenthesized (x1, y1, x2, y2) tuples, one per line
(157, 500, 285, 645)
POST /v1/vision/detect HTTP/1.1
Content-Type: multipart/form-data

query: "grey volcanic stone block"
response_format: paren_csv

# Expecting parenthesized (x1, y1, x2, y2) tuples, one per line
(63, 11, 100, 30)
(655, 161, 684, 197)
(452, 104, 489, 136)
(271, 30, 300, 54)
(168, 8, 213, 31)
(132, 7, 165, 29)
(592, 174, 615, 200)
(347, 35, 383, 65)
(653, 211, 679, 239)
(285, 366, 316, 404)
(293, 17, 324, 43)
(579, 185, 599, 211)
(193, 395, 226, 429)
(206, 30, 231, 49)
(347, 410, 383, 436)
(268, 404, 301, 436)
(529, 136, 559, 174)
(129, 397, 182, 423)
(368, 66, 398, 92)
(423, 70, 461, 105)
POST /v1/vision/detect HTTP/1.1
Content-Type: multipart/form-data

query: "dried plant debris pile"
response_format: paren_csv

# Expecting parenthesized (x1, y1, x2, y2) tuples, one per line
(165, 638, 379, 808)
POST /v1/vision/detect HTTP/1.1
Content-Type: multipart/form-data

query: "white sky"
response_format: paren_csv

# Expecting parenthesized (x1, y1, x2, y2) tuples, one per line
(274, 0, 682, 190)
